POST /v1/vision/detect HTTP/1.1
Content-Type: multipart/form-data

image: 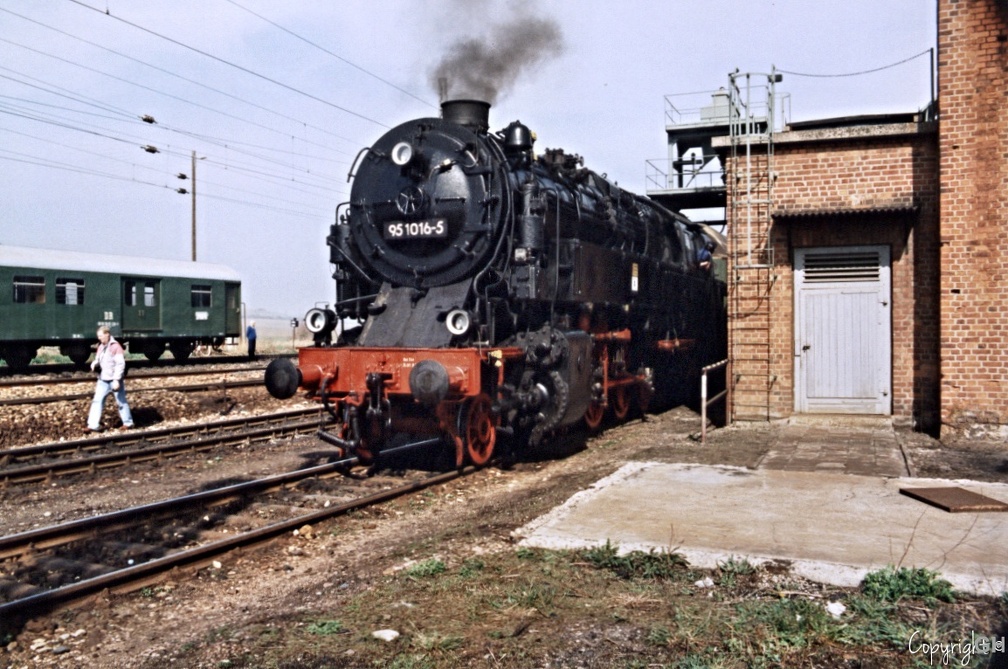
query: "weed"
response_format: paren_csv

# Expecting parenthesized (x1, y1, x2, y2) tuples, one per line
(623, 661, 650, 669)
(412, 630, 463, 651)
(486, 577, 558, 612)
(206, 626, 233, 642)
(646, 625, 672, 646)
(735, 598, 830, 650)
(832, 595, 911, 648)
(672, 655, 716, 669)
(511, 579, 558, 610)
(861, 565, 955, 605)
(458, 557, 484, 578)
(381, 654, 435, 669)
(580, 540, 686, 579)
(515, 547, 537, 560)
(581, 539, 621, 567)
(403, 558, 446, 580)
(717, 556, 755, 588)
(306, 620, 345, 636)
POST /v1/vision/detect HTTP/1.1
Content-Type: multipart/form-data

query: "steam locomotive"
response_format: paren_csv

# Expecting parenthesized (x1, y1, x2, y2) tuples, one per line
(265, 100, 725, 466)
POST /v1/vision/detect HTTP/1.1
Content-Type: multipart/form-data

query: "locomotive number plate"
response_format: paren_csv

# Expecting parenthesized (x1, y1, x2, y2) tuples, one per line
(384, 219, 448, 239)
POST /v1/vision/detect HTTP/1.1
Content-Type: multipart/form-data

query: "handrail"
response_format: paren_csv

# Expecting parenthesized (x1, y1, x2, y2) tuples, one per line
(700, 358, 728, 444)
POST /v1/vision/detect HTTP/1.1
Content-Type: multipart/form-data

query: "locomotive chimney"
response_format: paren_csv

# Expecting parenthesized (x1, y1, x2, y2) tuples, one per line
(441, 99, 490, 133)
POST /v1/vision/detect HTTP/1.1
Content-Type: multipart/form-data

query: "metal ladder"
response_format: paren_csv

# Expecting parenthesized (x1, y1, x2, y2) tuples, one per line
(727, 69, 782, 421)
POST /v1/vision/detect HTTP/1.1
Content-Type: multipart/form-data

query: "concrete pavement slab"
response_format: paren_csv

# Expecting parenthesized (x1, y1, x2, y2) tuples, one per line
(515, 462, 1008, 595)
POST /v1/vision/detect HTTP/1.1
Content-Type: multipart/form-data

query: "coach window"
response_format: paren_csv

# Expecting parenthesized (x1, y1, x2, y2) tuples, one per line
(56, 278, 85, 305)
(191, 284, 212, 308)
(143, 281, 156, 307)
(124, 280, 137, 306)
(13, 275, 45, 304)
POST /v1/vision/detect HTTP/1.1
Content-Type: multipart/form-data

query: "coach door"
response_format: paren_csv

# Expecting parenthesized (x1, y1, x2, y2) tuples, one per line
(224, 282, 241, 335)
(122, 278, 162, 331)
(794, 246, 891, 414)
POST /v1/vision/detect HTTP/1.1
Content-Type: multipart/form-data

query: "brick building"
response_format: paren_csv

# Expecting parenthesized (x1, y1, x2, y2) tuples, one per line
(649, 0, 1006, 439)
(937, 0, 1008, 438)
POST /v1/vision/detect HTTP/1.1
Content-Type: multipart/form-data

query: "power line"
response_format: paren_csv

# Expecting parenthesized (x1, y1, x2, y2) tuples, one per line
(0, 103, 348, 201)
(0, 37, 357, 157)
(0, 149, 330, 221)
(0, 91, 350, 168)
(0, 148, 170, 189)
(66, 0, 391, 129)
(779, 49, 932, 78)
(0, 6, 363, 148)
(0, 71, 352, 189)
(223, 0, 436, 110)
(0, 65, 137, 121)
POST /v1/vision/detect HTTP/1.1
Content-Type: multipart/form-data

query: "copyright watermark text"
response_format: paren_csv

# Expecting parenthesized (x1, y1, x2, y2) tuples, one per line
(908, 630, 1005, 666)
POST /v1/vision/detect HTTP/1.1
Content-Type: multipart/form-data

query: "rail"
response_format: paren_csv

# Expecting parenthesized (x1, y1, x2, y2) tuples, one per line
(700, 359, 728, 444)
(0, 453, 470, 630)
(645, 159, 724, 192)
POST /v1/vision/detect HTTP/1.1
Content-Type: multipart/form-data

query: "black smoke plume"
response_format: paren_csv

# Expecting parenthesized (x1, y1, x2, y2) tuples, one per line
(430, 14, 565, 104)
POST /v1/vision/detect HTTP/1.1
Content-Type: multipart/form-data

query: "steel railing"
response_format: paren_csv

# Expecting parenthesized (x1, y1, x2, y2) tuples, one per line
(700, 358, 728, 444)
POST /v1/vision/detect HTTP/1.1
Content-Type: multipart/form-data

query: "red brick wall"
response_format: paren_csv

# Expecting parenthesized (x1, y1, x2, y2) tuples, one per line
(938, 0, 1008, 437)
(724, 130, 940, 429)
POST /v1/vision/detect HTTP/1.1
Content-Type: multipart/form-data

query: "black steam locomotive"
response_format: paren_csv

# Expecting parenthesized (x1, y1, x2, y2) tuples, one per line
(266, 100, 725, 466)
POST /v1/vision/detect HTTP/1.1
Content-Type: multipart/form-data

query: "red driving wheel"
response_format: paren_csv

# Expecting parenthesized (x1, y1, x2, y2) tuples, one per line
(584, 400, 605, 430)
(611, 384, 631, 420)
(464, 394, 497, 466)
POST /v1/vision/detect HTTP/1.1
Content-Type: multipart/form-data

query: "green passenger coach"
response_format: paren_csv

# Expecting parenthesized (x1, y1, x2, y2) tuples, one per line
(0, 245, 242, 371)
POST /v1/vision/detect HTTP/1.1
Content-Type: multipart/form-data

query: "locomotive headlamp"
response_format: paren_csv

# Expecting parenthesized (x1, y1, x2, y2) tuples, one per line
(304, 307, 336, 335)
(390, 141, 414, 166)
(445, 309, 471, 336)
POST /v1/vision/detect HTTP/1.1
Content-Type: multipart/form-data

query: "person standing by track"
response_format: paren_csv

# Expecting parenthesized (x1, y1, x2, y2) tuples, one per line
(246, 321, 257, 360)
(86, 325, 134, 432)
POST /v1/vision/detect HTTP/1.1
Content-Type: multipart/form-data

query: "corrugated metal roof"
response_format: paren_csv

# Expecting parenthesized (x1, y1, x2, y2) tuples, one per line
(0, 245, 241, 282)
(773, 203, 918, 219)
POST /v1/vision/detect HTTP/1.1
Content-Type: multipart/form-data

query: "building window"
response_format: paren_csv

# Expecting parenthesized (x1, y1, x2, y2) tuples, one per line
(191, 284, 212, 308)
(13, 275, 45, 304)
(56, 278, 85, 305)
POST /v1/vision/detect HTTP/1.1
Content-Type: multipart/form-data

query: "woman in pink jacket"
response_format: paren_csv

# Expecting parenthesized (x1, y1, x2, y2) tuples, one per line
(87, 326, 135, 432)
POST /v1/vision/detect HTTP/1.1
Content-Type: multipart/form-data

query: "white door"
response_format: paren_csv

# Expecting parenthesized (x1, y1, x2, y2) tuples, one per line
(794, 246, 891, 414)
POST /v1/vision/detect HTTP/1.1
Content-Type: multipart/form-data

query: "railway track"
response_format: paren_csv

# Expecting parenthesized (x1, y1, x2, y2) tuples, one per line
(0, 363, 267, 390)
(0, 377, 262, 407)
(0, 445, 465, 634)
(0, 407, 322, 485)
(0, 353, 292, 379)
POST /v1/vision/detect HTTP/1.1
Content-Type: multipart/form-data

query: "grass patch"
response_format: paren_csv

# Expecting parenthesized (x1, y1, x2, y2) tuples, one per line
(305, 620, 345, 636)
(861, 565, 955, 605)
(580, 539, 687, 579)
(717, 556, 756, 588)
(734, 597, 831, 650)
(402, 558, 447, 580)
(457, 557, 484, 578)
(200, 545, 1001, 669)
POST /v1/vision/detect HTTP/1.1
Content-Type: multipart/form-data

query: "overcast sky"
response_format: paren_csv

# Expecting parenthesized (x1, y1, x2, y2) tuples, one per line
(0, 1, 936, 316)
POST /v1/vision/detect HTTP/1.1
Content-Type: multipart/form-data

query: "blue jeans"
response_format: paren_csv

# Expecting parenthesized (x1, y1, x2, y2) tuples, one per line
(88, 379, 134, 430)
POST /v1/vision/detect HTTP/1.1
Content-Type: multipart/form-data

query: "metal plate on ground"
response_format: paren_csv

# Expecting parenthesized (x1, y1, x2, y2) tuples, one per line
(899, 486, 1008, 513)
